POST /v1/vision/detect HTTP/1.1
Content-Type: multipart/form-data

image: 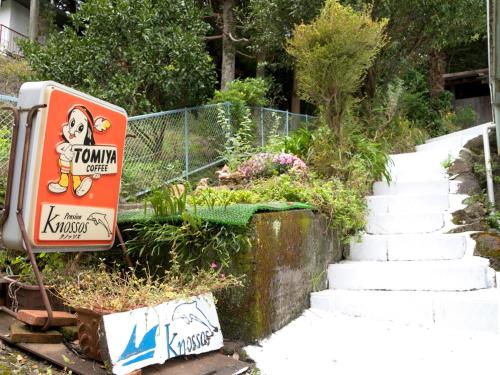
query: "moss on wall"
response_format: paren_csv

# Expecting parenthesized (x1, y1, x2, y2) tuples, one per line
(216, 209, 342, 343)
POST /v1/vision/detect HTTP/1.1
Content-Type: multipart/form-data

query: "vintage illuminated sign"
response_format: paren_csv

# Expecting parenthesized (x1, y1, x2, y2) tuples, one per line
(2, 82, 127, 251)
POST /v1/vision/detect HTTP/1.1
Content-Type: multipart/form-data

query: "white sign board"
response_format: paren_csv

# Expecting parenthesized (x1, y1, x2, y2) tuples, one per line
(39, 204, 114, 241)
(102, 293, 223, 375)
(70, 145, 118, 176)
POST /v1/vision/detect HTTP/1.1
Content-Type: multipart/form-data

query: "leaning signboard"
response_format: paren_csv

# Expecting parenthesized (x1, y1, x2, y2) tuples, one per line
(2, 81, 127, 252)
(101, 293, 224, 375)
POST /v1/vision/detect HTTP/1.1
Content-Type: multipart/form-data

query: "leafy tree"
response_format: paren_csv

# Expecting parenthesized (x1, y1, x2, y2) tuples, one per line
(287, 0, 386, 136)
(241, 0, 324, 111)
(21, 0, 216, 115)
(242, 0, 324, 76)
(350, 0, 486, 98)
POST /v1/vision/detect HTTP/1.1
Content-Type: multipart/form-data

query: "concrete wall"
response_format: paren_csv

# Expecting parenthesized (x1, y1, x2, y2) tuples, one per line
(217, 209, 343, 343)
(0, 0, 13, 30)
(455, 96, 493, 126)
(0, 0, 28, 55)
(9, 0, 28, 36)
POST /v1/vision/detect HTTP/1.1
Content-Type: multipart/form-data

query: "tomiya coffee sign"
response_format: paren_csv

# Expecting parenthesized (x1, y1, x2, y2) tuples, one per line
(2, 82, 127, 251)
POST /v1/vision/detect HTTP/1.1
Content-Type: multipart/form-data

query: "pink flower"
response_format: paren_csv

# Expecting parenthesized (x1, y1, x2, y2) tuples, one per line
(236, 152, 308, 179)
(211, 262, 218, 269)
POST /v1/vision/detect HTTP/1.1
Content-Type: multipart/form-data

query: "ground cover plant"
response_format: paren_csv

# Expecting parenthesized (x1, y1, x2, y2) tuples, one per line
(56, 261, 242, 313)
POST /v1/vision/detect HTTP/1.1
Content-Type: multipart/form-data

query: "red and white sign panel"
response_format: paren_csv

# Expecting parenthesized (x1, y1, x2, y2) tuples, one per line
(2, 82, 127, 251)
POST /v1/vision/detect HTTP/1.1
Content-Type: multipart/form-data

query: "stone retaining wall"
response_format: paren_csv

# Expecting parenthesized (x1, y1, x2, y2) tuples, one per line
(217, 209, 342, 343)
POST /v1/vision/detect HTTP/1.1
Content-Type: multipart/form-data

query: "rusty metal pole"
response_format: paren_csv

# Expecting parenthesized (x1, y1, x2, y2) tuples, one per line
(115, 225, 133, 268)
(15, 104, 54, 331)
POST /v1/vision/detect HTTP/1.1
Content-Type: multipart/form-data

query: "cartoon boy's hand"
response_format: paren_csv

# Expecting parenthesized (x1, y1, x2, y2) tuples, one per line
(61, 144, 74, 160)
(93, 174, 101, 179)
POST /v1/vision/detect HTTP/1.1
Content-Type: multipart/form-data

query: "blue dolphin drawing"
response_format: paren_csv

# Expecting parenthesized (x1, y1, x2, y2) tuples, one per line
(171, 301, 219, 333)
(117, 324, 159, 366)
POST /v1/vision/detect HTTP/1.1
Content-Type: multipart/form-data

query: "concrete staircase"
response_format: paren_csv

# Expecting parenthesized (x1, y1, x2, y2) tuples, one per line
(311, 125, 500, 333)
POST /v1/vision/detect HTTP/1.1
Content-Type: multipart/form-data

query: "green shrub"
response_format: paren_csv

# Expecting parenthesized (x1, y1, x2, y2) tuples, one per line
(147, 183, 189, 217)
(126, 215, 251, 272)
(212, 78, 270, 108)
(308, 123, 391, 192)
(190, 188, 261, 208)
(287, 0, 386, 136)
(219, 105, 258, 169)
(251, 174, 366, 239)
(0, 55, 30, 96)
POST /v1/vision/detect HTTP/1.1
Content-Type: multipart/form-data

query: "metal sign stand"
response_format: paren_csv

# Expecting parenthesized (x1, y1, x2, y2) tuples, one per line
(0, 105, 132, 331)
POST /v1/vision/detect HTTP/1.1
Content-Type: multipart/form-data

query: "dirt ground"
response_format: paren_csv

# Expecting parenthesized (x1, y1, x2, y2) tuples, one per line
(0, 340, 68, 375)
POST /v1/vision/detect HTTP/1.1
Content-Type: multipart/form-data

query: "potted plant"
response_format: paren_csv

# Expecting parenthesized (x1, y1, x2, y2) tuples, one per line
(0, 250, 71, 312)
(55, 260, 242, 372)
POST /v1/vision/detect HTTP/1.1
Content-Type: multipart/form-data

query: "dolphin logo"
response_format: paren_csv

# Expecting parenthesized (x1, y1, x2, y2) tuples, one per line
(87, 212, 112, 236)
(172, 301, 219, 334)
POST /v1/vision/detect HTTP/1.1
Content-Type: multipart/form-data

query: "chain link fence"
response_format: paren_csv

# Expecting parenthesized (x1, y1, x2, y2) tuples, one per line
(0, 95, 316, 200)
(0, 95, 17, 206)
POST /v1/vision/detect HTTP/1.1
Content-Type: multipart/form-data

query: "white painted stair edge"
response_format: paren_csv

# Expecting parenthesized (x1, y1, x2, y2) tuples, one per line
(373, 180, 449, 195)
(310, 288, 500, 333)
(312, 125, 500, 333)
(366, 212, 445, 234)
(348, 233, 470, 261)
(367, 194, 450, 213)
(327, 257, 495, 292)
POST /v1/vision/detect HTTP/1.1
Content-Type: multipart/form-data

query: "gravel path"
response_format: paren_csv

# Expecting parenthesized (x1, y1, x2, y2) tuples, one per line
(245, 308, 500, 375)
(0, 340, 67, 374)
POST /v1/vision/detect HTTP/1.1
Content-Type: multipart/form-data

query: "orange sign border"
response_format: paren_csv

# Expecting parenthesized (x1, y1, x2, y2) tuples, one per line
(26, 86, 127, 249)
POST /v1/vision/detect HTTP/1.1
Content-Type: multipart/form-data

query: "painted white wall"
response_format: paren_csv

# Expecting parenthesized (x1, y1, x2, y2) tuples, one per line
(0, 0, 13, 29)
(0, 0, 28, 55)
(9, 0, 29, 36)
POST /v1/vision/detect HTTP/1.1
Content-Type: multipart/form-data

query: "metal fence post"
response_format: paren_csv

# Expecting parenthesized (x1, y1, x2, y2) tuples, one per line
(183, 108, 189, 178)
(285, 110, 289, 136)
(260, 107, 264, 147)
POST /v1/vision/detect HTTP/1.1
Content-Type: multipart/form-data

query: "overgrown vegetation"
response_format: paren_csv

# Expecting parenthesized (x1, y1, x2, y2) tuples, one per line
(0, 55, 31, 96)
(287, 0, 386, 137)
(20, 0, 216, 115)
(56, 261, 242, 312)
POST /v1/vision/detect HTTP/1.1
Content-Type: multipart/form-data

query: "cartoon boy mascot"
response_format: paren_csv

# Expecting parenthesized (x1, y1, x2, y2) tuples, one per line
(48, 105, 110, 197)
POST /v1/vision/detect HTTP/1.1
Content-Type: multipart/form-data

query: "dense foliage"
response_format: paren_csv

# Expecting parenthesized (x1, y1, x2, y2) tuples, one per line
(287, 0, 386, 136)
(20, 0, 216, 115)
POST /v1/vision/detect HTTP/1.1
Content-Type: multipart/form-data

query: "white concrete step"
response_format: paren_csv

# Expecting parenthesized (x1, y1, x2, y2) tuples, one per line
(424, 123, 487, 144)
(389, 169, 447, 182)
(328, 257, 494, 291)
(310, 288, 500, 333)
(389, 150, 445, 168)
(367, 194, 449, 214)
(366, 212, 445, 234)
(349, 233, 468, 261)
(373, 180, 449, 195)
(416, 138, 464, 154)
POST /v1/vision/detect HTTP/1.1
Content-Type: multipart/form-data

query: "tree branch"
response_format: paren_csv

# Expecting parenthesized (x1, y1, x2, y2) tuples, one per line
(236, 50, 255, 59)
(228, 32, 249, 43)
(206, 34, 223, 41)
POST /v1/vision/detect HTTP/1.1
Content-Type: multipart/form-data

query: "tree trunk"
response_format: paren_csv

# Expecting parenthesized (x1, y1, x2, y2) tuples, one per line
(256, 53, 266, 79)
(291, 69, 300, 113)
(430, 49, 446, 98)
(364, 67, 377, 100)
(221, 0, 235, 90)
(29, 0, 39, 42)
